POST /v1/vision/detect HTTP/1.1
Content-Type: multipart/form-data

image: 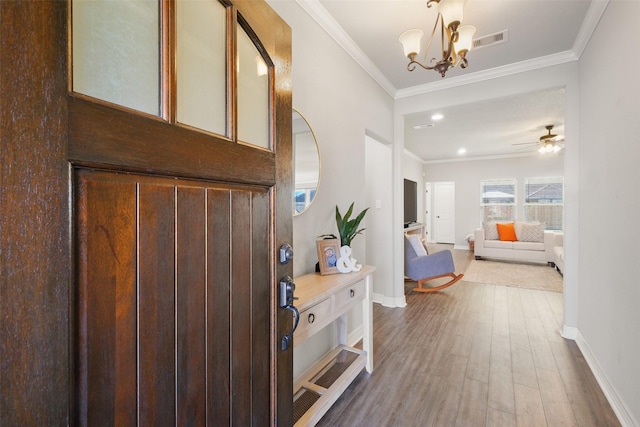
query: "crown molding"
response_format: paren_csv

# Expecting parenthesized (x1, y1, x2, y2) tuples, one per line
(572, 0, 609, 58)
(294, 0, 397, 97)
(419, 150, 550, 165)
(295, 0, 608, 101)
(395, 50, 578, 99)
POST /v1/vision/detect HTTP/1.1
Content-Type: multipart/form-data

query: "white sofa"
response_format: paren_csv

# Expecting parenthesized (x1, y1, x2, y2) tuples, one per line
(551, 232, 564, 274)
(474, 222, 555, 264)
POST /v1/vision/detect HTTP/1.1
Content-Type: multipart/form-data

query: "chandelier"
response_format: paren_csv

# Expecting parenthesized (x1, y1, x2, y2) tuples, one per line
(399, 0, 476, 78)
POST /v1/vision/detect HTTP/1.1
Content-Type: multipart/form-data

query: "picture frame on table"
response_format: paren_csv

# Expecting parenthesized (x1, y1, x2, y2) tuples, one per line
(316, 238, 340, 275)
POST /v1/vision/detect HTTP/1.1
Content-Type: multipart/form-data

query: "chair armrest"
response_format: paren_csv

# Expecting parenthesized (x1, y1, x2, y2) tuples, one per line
(544, 231, 556, 261)
(553, 232, 564, 247)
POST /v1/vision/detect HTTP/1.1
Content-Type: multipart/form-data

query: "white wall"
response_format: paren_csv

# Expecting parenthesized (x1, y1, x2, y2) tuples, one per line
(268, 1, 393, 279)
(423, 154, 564, 247)
(267, 0, 394, 379)
(578, 2, 640, 424)
(365, 136, 394, 305)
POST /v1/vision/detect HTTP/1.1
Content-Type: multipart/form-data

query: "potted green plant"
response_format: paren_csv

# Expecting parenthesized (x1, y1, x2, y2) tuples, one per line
(320, 202, 369, 247)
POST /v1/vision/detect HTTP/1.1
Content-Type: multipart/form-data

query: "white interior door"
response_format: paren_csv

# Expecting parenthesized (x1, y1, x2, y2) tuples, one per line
(434, 181, 455, 244)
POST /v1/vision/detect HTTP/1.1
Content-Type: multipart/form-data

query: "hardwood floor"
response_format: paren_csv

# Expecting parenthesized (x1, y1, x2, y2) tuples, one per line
(316, 247, 620, 427)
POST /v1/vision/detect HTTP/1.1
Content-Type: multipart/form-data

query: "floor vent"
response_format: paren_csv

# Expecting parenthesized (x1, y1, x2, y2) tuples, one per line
(473, 30, 508, 50)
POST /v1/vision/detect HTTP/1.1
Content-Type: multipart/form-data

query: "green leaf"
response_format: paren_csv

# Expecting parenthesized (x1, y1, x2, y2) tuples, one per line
(334, 203, 369, 247)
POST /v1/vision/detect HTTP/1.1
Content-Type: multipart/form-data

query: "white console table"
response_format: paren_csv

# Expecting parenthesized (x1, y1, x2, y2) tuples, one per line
(404, 222, 425, 239)
(292, 265, 375, 426)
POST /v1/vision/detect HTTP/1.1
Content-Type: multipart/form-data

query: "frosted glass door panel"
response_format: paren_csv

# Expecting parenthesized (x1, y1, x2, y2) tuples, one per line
(237, 27, 270, 150)
(72, 0, 159, 116)
(176, 0, 227, 136)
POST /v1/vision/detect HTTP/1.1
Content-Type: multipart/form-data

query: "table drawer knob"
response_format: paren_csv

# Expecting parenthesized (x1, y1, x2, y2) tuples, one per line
(308, 313, 315, 324)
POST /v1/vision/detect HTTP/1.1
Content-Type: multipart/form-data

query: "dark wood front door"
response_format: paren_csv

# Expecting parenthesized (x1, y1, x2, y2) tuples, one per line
(74, 170, 275, 425)
(67, 1, 292, 425)
(1, 2, 291, 422)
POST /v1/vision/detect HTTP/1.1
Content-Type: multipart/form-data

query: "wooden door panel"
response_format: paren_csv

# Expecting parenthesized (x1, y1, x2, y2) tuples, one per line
(68, 98, 276, 186)
(74, 169, 271, 426)
(176, 186, 207, 424)
(249, 190, 271, 424)
(206, 189, 232, 425)
(138, 182, 176, 424)
(76, 173, 138, 426)
(230, 191, 252, 425)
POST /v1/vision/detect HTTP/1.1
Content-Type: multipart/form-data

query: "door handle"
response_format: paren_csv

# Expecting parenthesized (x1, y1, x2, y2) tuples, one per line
(279, 276, 299, 351)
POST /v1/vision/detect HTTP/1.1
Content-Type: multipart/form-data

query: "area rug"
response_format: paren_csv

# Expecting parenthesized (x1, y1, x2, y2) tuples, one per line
(463, 259, 563, 292)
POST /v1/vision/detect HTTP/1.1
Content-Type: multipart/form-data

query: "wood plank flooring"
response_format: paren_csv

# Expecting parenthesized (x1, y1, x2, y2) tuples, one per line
(316, 247, 620, 427)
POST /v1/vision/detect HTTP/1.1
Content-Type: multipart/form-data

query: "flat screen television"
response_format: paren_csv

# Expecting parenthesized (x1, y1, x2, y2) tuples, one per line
(404, 178, 417, 227)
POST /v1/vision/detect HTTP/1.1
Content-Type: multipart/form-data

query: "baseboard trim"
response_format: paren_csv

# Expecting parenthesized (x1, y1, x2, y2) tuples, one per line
(560, 324, 578, 340)
(575, 331, 638, 427)
(348, 324, 363, 347)
(372, 292, 406, 308)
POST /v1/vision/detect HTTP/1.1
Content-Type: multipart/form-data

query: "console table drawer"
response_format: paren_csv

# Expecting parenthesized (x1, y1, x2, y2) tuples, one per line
(334, 280, 364, 314)
(295, 297, 332, 342)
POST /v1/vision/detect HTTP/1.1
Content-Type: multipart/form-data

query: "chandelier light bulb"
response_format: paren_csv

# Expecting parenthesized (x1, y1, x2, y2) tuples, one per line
(399, 29, 424, 58)
(438, 0, 465, 28)
(454, 25, 476, 53)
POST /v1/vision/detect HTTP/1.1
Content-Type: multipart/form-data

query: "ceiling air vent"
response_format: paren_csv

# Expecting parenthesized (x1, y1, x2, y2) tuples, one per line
(472, 30, 508, 50)
(413, 123, 435, 130)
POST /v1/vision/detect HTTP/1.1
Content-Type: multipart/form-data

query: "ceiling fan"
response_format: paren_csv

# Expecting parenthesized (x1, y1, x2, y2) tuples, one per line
(513, 125, 565, 153)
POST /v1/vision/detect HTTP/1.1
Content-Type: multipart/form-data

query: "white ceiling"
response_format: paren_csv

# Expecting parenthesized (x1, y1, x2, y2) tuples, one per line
(298, 0, 606, 161)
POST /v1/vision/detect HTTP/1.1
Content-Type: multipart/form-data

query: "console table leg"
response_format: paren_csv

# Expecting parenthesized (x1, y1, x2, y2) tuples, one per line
(363, 275, 374, 373)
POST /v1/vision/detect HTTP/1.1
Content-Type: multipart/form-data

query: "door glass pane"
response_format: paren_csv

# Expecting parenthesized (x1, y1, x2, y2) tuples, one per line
(237, 24, 270, 150)
(72, 0, 160, 116)
(176, 0, 227, 136)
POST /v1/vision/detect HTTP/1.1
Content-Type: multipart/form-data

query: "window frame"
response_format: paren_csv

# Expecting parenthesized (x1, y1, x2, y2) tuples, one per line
(480, 178, 517, 224)
(523, 176, 564, 230)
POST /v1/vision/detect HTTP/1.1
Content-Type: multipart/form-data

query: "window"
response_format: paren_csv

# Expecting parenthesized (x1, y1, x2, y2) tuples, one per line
(480, 179, 516, 223)
(524, 177, 563, 230)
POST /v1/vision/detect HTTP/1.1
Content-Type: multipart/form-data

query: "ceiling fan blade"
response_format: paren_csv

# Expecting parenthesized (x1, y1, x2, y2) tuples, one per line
(511, 141, 538, 146)
(515, 145, 538, 152)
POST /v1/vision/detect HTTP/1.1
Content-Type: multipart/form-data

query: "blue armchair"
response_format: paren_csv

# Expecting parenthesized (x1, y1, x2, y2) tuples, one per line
(404, 235, 463, 293)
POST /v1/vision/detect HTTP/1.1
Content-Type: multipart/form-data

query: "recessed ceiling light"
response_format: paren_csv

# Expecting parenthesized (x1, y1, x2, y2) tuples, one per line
(458, 148, 466, 155)
(431, 113, 444, 121)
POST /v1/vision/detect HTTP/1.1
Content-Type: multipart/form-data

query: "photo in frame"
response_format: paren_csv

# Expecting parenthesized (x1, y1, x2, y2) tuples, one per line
(316, 238, 341, 275)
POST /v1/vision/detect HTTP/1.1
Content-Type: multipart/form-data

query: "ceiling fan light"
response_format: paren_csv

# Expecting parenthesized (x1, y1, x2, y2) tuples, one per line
(439, 0, 465, 28)
(553, 144, 562, 153)
(454, 25, 476, 53)
(399, 29, 423, 57)
(538, 146, 546, 154)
